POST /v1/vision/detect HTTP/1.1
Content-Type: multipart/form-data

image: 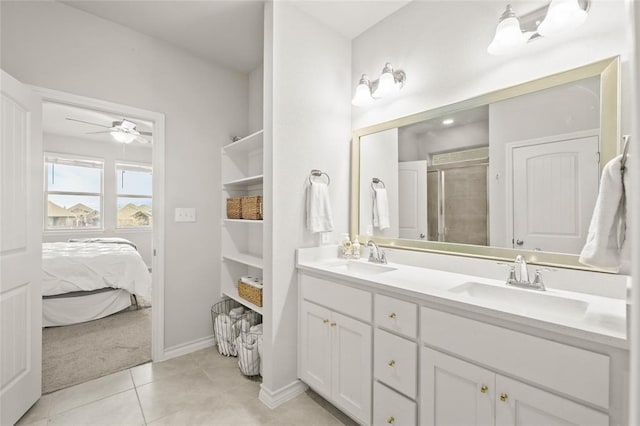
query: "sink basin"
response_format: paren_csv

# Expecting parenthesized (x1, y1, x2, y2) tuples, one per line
(449, 282, 589, 319)
(322, 260, 398, 275)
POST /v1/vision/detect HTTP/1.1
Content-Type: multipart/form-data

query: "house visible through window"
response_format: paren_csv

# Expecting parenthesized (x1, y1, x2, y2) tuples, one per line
(45, 154, 103, 230)
(117, 163, 152, 228)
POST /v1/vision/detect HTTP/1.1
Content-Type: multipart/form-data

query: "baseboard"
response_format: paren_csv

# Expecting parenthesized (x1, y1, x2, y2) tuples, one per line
(259, 380, 308, 409)
(161, 335, 215, 361)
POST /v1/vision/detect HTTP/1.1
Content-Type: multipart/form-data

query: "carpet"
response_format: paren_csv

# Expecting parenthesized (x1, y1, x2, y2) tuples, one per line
(42, 307, 151, 394)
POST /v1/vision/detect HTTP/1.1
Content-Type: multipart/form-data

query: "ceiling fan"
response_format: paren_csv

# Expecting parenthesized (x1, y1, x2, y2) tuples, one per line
(66, 117, 152, 144)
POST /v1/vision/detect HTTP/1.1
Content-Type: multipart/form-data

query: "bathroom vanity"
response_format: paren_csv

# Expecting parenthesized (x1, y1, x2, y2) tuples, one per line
(296, 246, 629, 426)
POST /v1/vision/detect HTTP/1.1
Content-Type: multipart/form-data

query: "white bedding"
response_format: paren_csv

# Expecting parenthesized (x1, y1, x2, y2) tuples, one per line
(42, 242, 152, 306)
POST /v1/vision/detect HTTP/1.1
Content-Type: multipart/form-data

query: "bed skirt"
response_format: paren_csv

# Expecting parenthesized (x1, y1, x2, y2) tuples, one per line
(43, 288, 132, 327)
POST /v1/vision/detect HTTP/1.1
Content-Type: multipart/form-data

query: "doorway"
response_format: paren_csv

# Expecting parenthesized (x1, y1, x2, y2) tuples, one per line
(34, 88, 165, 391)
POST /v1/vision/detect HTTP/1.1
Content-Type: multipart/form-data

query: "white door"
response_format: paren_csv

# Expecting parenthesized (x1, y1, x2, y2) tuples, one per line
(299, 301, 332, 399)
(331, 311, 371, 425)
(512, 136, 599, 254)
(495, 375, 608, 426)
(421, 347, 495, 426)
(398, 161, 427, 240)
(1, 70, 43, 425)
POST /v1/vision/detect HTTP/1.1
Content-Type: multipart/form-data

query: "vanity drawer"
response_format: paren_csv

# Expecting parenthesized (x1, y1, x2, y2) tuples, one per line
(421, 307, 610, 409)
(374, 381, 416, 426)
(300, 274, 371, 322)
(375, 294, 417, 338)
(374, 329, 417, 399)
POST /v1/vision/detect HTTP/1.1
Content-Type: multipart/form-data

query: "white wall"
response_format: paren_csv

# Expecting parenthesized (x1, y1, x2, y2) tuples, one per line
(352, 1, 631, 132)
(42, 133, 153, 266)
(249, 64, 264, 134)
(1, 1, 249, 350)
(262, 1, 351, 395)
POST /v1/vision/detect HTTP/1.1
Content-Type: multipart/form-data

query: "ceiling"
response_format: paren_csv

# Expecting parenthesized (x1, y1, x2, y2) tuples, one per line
(61, 0, 410, 74)
(402, 105, 490, 136)
(43, 102, 154, 146)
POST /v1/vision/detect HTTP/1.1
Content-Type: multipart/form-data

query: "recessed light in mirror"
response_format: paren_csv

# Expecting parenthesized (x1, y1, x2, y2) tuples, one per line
(442, 118, 454, 125)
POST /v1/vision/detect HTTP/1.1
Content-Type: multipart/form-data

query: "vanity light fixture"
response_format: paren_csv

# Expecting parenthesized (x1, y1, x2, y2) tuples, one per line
(487, 0, 590, 56)
(352, 63, 406, 106)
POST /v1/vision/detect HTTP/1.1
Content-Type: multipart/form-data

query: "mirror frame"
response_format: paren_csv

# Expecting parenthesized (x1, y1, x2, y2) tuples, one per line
(351, 56, 620, 271)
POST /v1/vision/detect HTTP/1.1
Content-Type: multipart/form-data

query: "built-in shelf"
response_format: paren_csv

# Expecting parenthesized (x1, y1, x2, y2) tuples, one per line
(222, 129, 264, 154)
(223, 287, 263, 315)
(222, 253, 263, 269)
(223, 219, 263, 225)
(223, 174, 263, 188)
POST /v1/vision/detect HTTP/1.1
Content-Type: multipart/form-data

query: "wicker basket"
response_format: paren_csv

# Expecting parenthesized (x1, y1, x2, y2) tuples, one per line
(241, 196, 263, 220)
(226, 197, 242, 219)
(238, 279, 263, 307)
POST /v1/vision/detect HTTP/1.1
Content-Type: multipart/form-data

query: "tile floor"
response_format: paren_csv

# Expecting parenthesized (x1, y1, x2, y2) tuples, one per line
(17, 347, 357, 426)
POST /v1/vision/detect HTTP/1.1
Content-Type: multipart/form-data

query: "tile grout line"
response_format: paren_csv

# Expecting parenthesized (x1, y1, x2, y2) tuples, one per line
(130, 368, 148, 425)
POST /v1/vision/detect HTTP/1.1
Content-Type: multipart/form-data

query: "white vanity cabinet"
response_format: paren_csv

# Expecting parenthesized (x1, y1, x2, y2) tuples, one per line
(299, 275, 372, 425)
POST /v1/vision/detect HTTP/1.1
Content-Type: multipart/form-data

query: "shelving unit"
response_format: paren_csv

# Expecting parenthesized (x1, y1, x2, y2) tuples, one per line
(220, 128, 264, 315)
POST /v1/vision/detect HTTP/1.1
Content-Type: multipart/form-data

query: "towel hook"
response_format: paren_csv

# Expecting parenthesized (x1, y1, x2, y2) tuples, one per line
(371, 177, 386, 191)
(621, 135, 630, 173)
(309, 169, 330, 185)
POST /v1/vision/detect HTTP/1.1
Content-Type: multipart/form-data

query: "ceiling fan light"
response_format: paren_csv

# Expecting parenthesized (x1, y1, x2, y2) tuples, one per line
(537, 0, 588, 37)
(111, 131, 137, 144)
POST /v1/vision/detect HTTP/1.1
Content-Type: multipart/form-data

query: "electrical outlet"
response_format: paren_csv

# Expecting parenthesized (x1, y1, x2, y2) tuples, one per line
(175, 208, 196, 222)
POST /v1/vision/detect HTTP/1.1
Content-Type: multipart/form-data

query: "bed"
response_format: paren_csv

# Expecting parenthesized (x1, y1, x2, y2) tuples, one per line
(42, 239, 152, 327)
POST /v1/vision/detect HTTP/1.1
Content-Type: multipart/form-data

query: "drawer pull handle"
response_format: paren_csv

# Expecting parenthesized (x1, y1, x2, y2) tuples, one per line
(389, 312, 397, 319)
(500, 393, 508, 402)
(323, 319, 329, 324)
(388, 360, 396, 367)
(387, 416, 395, 424)
(330, 322, 337, 327)
(480, 385, 488, 394)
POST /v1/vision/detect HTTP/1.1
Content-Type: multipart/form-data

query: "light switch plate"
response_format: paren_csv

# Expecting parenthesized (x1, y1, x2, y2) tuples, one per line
(175, 207, 196, 222)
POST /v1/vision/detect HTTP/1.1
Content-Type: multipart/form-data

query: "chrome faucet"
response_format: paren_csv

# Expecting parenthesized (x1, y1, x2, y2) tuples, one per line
(502, 255, 546, 291)
(366, 240, 387, 264)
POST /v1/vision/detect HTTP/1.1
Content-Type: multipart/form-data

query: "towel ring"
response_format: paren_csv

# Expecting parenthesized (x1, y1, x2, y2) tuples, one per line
(309, 169, 330, 186)
(371, 177, 386, 191)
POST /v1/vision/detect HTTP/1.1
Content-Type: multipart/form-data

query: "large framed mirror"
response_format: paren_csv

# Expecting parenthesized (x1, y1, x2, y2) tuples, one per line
(351, 57, 620, 270)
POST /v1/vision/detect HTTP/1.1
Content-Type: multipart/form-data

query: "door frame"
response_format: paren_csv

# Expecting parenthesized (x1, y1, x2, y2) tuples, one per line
(504, 128, 600, 249)
(31, 86, 166, 361)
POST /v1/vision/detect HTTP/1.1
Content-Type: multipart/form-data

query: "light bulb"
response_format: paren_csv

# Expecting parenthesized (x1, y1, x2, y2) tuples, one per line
(537, 0, 588, 37)
(111, 131, 137, 144)
(487, 5, 527, 55)
(373, 63, 398, 98)
(352, 74, 373, 106)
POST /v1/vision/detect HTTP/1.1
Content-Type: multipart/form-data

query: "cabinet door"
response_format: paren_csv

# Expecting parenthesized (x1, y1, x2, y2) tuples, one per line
(421, 347, 495, 426)
(300, 301, 332, 398)
(332, 311, 372, 425)
(495, 375, 608, 426)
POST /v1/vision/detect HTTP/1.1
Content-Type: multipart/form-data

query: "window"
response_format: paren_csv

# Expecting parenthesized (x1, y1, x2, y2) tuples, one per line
(45, 154, 103, 230)
(116, 163, 152, 228)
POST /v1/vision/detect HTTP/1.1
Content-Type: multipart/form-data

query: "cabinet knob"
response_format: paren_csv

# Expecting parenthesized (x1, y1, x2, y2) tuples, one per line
(330, 322, 336, 327)
(387, 416, 395, 424)
(323, 319, 329, 324)
(389, 312, 397, 319)
(500, 393, 508, 402)
(480, 385, 488, 394)
(388, 360, 395, 367)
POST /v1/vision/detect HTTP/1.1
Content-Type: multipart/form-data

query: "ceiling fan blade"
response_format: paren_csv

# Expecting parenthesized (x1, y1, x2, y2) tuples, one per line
(66, 117, 111, 128)
(134, 135, 151, 144)
(138, 131, 153, 136)
(86, 130, 113, 134)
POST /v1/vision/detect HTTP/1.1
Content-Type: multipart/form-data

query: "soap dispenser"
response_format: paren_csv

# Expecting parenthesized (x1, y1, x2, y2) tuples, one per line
(352, 239, 361, 259)
(340, 233, 352, 259)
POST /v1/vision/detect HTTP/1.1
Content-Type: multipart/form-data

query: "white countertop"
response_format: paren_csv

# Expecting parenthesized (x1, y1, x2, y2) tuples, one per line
(296, 247, 628, 349)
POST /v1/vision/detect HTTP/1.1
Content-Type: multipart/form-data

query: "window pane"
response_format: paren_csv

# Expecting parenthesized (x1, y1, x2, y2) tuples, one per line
(117, 168, 152, 196)
(118, 197, 152, 228)
(47, 163, 102, 193)
(47, 195, 101, 229)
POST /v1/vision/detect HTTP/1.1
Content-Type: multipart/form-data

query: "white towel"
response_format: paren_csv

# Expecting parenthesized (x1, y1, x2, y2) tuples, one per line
(306, 182, 334, 233)
(214, 314, 237, 357)
(579, 155, 628, 272)
(372, 187, 390, 230)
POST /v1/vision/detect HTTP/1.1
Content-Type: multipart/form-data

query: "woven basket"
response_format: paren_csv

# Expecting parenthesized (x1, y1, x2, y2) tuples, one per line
(226, 197, 242, 219)
(241, 196, 263, 220)
(238, 280, 263, 307)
